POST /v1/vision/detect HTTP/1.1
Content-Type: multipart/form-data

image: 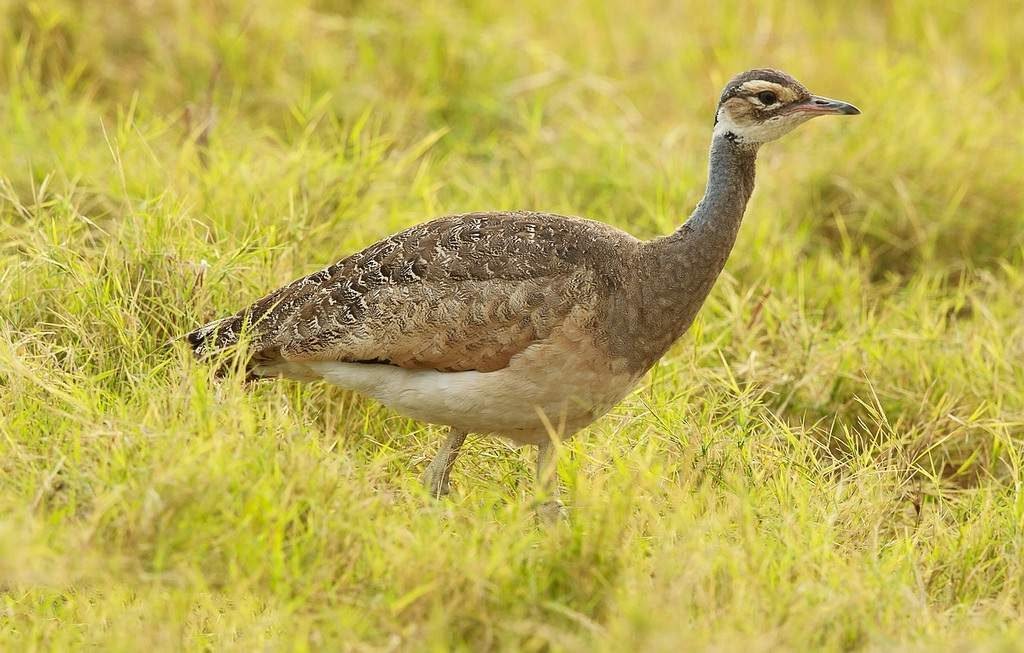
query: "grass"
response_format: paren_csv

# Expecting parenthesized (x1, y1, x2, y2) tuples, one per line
(2, 0, 1024, 649)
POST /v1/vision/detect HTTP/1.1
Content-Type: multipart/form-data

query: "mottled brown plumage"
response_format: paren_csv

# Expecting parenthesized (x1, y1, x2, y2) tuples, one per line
(189, 212, 639, 374)
(186, 69, 859, 513)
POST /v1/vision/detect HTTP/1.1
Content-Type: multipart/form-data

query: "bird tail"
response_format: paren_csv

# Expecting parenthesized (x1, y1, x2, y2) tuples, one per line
(185, 315, 245, 359)
(184, 284, 295, 376)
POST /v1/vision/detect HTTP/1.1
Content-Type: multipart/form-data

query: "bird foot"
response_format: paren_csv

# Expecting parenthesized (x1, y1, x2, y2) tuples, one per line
(422, 428, 466, 499)
(535, 499, 569, 525)
(421, 466, 451, 499)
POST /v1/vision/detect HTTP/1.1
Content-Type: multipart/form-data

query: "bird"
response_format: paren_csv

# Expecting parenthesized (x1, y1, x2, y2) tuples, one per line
(186, 69, 859, 519)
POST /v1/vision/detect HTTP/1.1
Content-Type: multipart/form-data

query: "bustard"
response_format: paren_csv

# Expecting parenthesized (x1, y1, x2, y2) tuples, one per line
(186, 69, 859, 517)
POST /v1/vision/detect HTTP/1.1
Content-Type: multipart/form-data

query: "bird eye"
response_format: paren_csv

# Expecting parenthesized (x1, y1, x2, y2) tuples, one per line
(757, 91, 778, 105)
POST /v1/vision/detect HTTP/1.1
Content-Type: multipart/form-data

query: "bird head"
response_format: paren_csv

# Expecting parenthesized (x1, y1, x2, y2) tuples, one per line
(713, 69, 860, 145)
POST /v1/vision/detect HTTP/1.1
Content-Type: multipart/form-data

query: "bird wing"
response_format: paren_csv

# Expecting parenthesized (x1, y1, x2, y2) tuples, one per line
(188, 212, 629, 374)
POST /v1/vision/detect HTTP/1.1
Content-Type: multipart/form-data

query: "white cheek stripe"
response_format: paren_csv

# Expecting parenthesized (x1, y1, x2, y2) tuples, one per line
(713, 106, 811, 144)
(712, 107, 742, 140)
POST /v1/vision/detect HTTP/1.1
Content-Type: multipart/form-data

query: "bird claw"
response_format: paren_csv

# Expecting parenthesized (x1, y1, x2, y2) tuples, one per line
(535, 499, 569, 525)
(421, 468, 450, 498)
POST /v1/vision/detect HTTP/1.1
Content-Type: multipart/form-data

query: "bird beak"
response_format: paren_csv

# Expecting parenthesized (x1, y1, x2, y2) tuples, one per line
(786, 95, 861, 116)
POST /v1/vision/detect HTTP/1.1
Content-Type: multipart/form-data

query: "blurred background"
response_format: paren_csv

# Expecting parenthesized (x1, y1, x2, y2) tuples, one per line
(3, 0, 1022, 277)
(4, 0, 1022, 450)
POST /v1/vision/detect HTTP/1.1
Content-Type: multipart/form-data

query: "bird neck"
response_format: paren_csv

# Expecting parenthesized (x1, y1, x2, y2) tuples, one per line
(636, 135, 759, 350)
(672, 134, 759, 246)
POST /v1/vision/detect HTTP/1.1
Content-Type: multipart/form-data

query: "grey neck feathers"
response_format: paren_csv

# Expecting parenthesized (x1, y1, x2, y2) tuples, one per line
(636, 134, 759, 352)
(675, 135, 758, 242)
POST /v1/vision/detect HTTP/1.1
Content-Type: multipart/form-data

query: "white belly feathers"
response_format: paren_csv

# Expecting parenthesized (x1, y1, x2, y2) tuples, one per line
(270, 330, 640, 445)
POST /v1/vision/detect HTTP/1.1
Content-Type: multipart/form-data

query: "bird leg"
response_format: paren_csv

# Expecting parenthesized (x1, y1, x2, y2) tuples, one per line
(535, 439, 568, 523)
(422, 428, 468, 498)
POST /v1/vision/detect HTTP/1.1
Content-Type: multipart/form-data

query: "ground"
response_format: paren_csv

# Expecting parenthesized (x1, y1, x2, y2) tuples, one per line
(2, 1, 1023, 650)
